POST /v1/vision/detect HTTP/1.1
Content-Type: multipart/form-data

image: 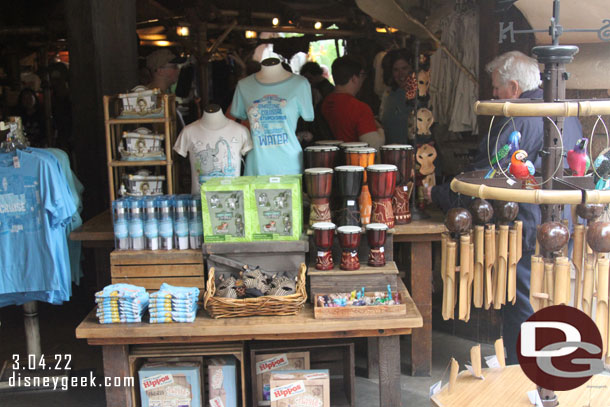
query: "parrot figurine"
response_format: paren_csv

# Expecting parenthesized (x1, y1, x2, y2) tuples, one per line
(485, 130, 521, 178)
(593, 147, 610, 190)
(567, 138, 590, 176)
(508, 149, 539, 189)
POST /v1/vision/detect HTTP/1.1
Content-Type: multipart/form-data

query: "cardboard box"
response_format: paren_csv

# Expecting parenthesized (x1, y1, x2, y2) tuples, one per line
(208, 356, 238, 407)
(201, 177, 252, 242)
(251, 175, 302, 241)
(138, 362, 203, 407)
(254, 352, 310, 406)
(269, 370, 330, 407)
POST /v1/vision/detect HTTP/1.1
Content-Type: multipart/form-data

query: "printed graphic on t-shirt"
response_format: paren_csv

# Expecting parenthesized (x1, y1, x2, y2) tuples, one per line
(0, 175, 43, 235)
(248, 95, 289, 148)
(193, 137, 237, 184)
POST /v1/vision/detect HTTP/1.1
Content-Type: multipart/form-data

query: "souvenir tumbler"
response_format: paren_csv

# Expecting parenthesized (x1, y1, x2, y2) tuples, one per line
(366, 223, 388, 266)
(337, 225, 362, 270)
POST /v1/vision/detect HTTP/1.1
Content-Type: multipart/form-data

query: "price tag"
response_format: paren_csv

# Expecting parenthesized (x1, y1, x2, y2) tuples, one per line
(403, 185, 409, 191)
(317, 251, 327, 257)
(506, 178, 516, 186)
(13, 156, 20, 168)
(465, 364, 484, 380)
(379, 247, 385, 253)
(527, 390, 544, 406)
(347, 200, 355, 206)
(484, 355, 500, 369)
(210, 397, 225, 407)
(429, 380, 442, 397)
(270, 177, 281, 183)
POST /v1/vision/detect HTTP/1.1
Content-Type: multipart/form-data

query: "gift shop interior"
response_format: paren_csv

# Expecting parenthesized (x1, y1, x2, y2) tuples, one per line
(1, 0, 610, 406)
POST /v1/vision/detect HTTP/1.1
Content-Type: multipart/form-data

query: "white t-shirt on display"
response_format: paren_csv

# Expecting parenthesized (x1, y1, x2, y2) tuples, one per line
(174, 119, 253, 194)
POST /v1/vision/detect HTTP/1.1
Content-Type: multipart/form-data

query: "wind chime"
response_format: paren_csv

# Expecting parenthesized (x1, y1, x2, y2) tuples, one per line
(441, 199, 522, 321)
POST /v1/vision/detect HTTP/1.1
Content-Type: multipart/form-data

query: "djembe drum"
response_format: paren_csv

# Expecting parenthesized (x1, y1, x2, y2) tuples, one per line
(380, 144, 415, 224)
(304, 145, 340, 169)
(345, 147, 376, 225)
(315, 140, 343, 147)
(312, 222, 336, 270)
(367, 164, 397, 228)
(366, 223, 388, 266)
(337, 225, 362, 270)
(334, 165, 364, 226)
(304, 167, 333, 227)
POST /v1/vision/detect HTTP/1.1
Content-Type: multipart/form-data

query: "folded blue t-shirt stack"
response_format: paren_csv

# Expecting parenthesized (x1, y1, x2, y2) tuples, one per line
(95, 283, 149, 324)
(148, 283, 199, 323)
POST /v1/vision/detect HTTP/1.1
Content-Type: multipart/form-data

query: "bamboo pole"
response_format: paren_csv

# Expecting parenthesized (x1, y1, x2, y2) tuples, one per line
(474, 226, 485, 308)
(494, 338, 506, 368)
(535, 225, 541, 256)
(449, 358, 459, 393)
(553, 257, 570, 305)
(467, 242, 474, 320)
(508, 229, 518, 304)
(573, 224, 585, 309)
(473, 99, 610, 118)
(441, 232, 449, 318)
(561, 219, 570, 257)
(582, 255, 595, 316)
(470, 344, 482, 378)
(530, 255, 545, 312)
(544, 261, 555, 308)
(596, 258, 609, 356)
(484, 225, 495, 309)
(445, 241, 457, 320)
(459, 235, 471, 321)
(494, 225, 509, 308)
(515, 220, 523, 263)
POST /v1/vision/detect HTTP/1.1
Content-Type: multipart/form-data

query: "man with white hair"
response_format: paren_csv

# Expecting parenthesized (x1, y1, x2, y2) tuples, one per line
(428, 50, 583, 364)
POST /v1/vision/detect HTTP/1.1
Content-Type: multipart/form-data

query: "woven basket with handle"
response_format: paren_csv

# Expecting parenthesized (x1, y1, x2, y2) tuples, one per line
(203, 263, 307, 318)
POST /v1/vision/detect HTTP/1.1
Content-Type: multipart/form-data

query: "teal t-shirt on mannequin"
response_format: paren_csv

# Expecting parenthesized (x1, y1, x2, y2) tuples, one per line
(231, 74, 314, 175)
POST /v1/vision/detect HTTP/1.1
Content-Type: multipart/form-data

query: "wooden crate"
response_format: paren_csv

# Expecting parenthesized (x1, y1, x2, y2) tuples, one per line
(250, 340, 355, 407)
(129, 342, 246, 407)
(308, 261, 399, 303)
(314, 292, 407, 319)
(110, 250, 205, 297)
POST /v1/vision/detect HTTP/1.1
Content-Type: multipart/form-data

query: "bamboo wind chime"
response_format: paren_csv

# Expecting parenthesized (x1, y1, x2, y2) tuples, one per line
(441, 199, 522, 321)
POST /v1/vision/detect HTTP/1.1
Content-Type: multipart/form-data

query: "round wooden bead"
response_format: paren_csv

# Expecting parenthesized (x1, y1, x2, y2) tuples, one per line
(575, 203, 605, 222)
(468, 198, 494, 225)
(537, 222, 570, 253)
(493, 201, 519, 224)
(445, 208, 472, 235)
(586, 221, 610, 253)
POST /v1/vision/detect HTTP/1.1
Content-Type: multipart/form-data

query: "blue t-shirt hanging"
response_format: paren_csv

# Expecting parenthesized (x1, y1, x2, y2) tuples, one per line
(231, 74, 314, 175)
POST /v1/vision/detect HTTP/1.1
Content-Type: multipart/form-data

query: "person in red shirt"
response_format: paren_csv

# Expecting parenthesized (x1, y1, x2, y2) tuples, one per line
(321, 56, 384, 147)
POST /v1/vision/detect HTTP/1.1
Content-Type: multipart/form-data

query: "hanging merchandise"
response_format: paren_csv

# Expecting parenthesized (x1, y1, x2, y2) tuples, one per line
(429, 6, 479, 134)
(0, 123, 77, 307)
(230, 58, 314, 176)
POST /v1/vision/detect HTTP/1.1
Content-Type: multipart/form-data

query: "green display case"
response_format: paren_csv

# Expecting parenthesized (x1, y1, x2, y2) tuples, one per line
(201, 177, 253, 243)
(251, 175, 302, 241)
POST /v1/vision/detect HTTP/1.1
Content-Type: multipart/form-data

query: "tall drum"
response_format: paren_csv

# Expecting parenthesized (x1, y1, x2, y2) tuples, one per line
(345, 147, 376, 225)
(334, 165, 364, 227)
(304, 167, 333, 227)
(366, 223, 388, 267)
(380, 144, 415, 224)
(337, 225, 362, 270)
(304, 145, 340, 169)
(367, 164, 398, 228)
(315, 140, 343, 147)
(312, 222, 336, 270)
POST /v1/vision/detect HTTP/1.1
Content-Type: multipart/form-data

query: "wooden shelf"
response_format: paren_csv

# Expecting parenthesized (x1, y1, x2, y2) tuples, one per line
(109, 160, 170, 167)
(107, 117, 169, 124)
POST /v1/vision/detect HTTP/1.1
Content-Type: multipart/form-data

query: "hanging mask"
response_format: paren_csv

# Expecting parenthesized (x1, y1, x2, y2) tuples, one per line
(416, 108, 434, 136)
(417, 70, 430, 97)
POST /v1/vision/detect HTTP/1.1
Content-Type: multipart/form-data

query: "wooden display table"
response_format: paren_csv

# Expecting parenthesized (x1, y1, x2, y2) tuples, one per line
(431, 365, 610, 407)
(393, 209, 447, 377)
(76, 291, 422, 407)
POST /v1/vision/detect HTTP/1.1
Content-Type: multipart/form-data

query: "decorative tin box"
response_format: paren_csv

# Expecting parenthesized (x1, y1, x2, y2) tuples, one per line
(138, 362, 203, 407)
(121, 170, 165, 197)
(201, 177, 252, 242)
(119, 127, 165, 161)
(118, 85, 163, 118)
(251, 175, 302, 241)
(254, 352, 310, 406)
(208, 356, 237, 407)
(269, 370, 330, 407)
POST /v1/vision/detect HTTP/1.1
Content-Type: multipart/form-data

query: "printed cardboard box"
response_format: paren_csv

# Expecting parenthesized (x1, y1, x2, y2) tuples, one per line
(251, 175, 302, 241)
(208, 356, 238, 407)
(254, 352, 310, 406)
(201, 177, 252, 242)
(138, 362, 203, 407)
(269, 370, 330, 407)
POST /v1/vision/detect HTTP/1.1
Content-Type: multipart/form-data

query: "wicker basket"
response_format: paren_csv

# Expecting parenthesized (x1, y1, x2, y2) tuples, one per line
(203, 264, 307, 318)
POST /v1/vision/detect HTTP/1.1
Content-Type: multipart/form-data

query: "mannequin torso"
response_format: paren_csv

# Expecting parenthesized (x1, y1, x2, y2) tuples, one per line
(200, 105, 229, 131)
(255, 58, 291, 84)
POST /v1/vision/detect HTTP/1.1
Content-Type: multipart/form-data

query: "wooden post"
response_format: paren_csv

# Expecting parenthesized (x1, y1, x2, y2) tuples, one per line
(378, 335, 401, 406)
(411, 241, 432, 375)
(102, 345, 133, 406)
(64, 0, 138, 218)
